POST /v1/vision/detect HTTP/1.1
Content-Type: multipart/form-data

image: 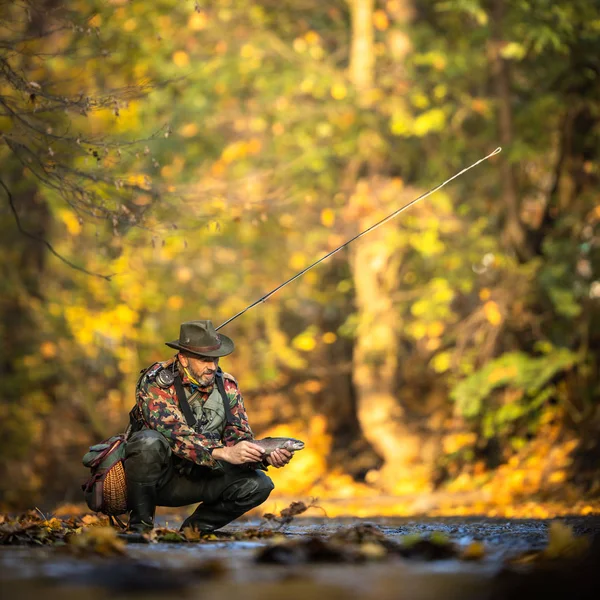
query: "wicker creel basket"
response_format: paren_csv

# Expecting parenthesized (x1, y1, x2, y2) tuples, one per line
(103, 460, 128, 515)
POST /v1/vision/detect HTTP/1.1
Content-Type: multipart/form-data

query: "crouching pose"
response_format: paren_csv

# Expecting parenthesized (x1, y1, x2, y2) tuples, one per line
(125, 320, 292, 533)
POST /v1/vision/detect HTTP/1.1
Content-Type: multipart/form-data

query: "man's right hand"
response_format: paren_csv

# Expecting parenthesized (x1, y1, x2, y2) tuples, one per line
(212, 441, 265, 465)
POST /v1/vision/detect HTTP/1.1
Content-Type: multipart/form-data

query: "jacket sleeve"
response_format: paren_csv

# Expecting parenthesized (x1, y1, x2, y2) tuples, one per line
(222, 378, 255, 446)
(221, 378, 269, 471)
(137, 378, 223, 469)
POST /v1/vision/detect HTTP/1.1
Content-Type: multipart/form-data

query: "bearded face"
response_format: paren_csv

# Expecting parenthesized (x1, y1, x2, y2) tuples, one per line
(181, 353, 219, 387)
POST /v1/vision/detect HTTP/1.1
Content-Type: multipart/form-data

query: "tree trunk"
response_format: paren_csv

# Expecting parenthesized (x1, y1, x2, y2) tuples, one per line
(489, 0, 528, 258)
(347, 0, 433, 493)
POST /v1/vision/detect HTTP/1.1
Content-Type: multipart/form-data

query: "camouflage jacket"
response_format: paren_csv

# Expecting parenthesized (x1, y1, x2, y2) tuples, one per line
(135, 358, 256, 469)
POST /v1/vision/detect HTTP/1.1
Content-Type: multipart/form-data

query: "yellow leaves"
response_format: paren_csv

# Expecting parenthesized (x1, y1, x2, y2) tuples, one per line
(127, 173, 152, 190)
(172, 51, 190, 68)
(479, 288, 491, 301)
(488, 365, 517, 384)
(179, 123, 198, 137)
(240, 44, 255, 59)
(69, 526, 126, 556)
(373, 10, 389, 31)
(59, 209, 81, 236)
(413, 108, 446, 136)
(188, 11, 208, 30)
(304, 31, 320, 45)
(246, 138, 262, 154)
(443, 433, 476, 454)
(483, 300, 502, 325)
(461, 541, 486, 560)
(289, 251, 306, 271)
(292, 331, 316, 352)
(321, 208, 335, 228)
(544, 521, 590, 559)
(322, 332, 337, 344)
(427, 321, 445, 338)
(167, 295, 184, 311)
(220, 139, 262, 164)
(500, 42, 526, 61)
(331, 83, 348, 100)
(176, 267, 192, 282)
(548, 470, 566, 484)
(293, 37, 308, 53)
(431, 351, 452, 373)
(123, 18, 137, 32)
(40, 341, 57, 359)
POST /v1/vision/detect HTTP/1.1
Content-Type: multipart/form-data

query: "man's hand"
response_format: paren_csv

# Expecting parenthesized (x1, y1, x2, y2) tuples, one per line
(212, 441, 265, 465)
(266, 448, 293, 468)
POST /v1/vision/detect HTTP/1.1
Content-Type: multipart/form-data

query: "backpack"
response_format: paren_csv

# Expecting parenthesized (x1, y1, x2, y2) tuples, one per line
(81, 429, 130, 527)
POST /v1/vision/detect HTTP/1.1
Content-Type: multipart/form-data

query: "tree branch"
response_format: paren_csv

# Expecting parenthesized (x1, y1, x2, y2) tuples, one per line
(0, 178, 113, 280)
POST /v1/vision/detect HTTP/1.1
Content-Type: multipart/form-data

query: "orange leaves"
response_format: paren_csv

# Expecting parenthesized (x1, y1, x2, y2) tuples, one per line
(40, 341, 57, 359)
(179, 123, 198, 138)
(483, 300, 502, 325)
(373, 10, 389, 31)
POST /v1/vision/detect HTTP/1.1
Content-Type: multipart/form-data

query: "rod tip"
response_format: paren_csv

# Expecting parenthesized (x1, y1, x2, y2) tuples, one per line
(492, 147, 502, 155)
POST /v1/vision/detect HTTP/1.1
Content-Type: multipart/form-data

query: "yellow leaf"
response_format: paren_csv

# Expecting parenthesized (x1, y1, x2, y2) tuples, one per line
(461, 541, 486, 561)
(373, 10, 389, 31)
(331, 83, 347, 100)
(427, 321, 445, 338)
(479, 288, 491, 301)
(293, 38, 307, 53)
(289, 251, 305, 270)
(123, 18, 137, 32)
(293, 333, 316, 352)
(321, 208, 335, 228)
(189, 12, 207, 30)
(431, 351, 451, 373)
(544, 521, 590, 559)
(322, 332, 337, 344)
(304, 31, 320, 45)
(167, 296, 184, 310)
(173, 51, 189, 67)
(483, 301, 502, 325)
(60, 210, 81, 236)
(179, 123, 198, 137)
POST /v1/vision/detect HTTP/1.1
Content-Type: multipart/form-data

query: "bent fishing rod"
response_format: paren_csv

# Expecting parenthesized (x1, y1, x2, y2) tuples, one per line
(216, 147, 502, 332)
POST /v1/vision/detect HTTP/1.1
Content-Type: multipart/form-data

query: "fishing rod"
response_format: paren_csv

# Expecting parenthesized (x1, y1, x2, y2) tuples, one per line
(216, 147, 502, 332)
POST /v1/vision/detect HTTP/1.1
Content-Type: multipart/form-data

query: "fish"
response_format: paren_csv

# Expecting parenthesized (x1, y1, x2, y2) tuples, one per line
(253, 437, 305, 455)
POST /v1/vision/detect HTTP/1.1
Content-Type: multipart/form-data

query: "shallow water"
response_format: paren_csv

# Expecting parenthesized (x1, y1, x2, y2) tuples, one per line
(2, 516, 600, 599)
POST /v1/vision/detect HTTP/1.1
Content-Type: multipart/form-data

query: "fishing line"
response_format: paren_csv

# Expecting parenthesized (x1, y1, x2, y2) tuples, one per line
(216, 147, 502, 331)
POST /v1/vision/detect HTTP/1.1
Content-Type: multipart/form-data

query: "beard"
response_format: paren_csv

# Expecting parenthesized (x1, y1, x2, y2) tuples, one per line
(188, 364, 216, 387)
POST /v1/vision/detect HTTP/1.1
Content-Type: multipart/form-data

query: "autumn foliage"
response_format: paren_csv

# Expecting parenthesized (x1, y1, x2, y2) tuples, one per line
(1, 0, 599, 516)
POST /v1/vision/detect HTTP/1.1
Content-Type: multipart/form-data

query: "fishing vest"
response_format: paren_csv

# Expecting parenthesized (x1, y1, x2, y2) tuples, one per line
(130, 364, 234, 438)
(188, 384, 232, 439)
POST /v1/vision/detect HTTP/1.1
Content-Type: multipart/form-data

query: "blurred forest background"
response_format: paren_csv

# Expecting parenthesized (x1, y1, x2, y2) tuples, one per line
(1, 0, 599, 516)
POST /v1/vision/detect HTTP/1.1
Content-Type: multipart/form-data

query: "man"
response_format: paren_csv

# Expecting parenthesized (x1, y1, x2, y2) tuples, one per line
(125, 320, 293, 533)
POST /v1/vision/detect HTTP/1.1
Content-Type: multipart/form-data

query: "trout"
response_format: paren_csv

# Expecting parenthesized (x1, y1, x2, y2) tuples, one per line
(253, 437, 305, 455)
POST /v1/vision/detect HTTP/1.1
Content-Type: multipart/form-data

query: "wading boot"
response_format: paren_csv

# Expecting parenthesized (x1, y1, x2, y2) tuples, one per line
(126, 480, 156, 534)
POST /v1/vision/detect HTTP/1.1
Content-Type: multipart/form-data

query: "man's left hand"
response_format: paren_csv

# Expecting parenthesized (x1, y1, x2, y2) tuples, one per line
(266, 448, 293, 468)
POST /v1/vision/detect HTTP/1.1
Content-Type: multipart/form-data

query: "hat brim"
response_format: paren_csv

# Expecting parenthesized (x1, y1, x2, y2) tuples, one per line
(165, 333, 234, 358)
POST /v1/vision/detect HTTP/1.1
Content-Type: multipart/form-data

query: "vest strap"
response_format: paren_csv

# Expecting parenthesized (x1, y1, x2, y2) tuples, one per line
(174, 372, 197, 428)
(216, 368, 234, 424)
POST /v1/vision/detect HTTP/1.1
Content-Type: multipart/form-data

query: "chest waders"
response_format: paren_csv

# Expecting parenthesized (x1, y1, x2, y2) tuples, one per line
(125, 367, 234, 533)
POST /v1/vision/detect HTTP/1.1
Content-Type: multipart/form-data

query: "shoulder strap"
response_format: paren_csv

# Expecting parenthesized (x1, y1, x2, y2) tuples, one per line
(174, 372, 197, 428)
(216, 368, 234, 424)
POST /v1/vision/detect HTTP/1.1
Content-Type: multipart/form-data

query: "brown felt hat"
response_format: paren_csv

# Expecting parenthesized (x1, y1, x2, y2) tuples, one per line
(165, 320, 234, 358)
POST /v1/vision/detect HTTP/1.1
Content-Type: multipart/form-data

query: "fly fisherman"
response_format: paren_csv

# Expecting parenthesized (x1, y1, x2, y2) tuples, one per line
(125, 320, 293, 533)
